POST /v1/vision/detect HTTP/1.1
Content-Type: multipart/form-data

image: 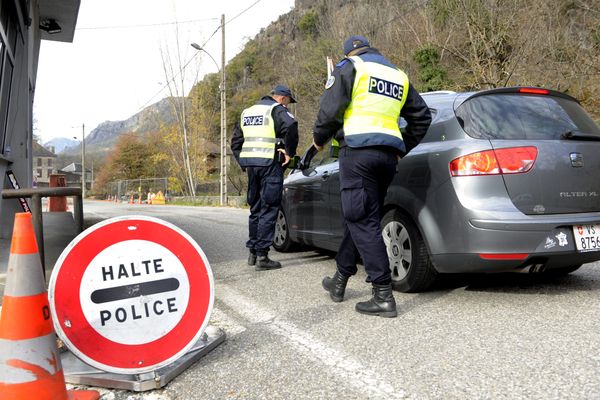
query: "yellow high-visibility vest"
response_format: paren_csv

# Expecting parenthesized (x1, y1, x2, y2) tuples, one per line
(343, 55, 409, 151)
(239, 103, 278, 166)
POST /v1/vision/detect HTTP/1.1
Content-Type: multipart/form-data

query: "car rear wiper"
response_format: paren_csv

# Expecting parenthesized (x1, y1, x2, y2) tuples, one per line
(561, 131, 600, 141)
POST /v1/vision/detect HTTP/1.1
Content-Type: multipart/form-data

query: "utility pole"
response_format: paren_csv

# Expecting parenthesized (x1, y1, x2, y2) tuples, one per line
(81, 123, 86, 198)
(91, 159, 94, 191)
(220, 13, 227, 206)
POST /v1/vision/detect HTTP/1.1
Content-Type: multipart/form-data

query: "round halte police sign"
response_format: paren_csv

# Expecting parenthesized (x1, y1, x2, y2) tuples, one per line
(48, 216, 214, 374)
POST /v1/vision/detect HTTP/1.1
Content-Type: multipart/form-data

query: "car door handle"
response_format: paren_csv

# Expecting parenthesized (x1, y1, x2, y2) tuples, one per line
(321, 171, 330, 180)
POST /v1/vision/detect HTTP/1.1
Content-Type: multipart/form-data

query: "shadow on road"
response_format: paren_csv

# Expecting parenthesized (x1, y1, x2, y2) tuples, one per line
(433, 268, 600, 295)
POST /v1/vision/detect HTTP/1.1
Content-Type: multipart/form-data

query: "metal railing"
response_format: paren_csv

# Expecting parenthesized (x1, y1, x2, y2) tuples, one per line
(2, 187, 83, 275)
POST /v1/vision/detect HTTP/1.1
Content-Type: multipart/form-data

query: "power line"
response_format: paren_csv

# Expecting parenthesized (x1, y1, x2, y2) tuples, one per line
(134, 0, 268, 115)
(135, 23, 221, 112)
(77, 18, 219, 31)
(227, 0, 264, 24)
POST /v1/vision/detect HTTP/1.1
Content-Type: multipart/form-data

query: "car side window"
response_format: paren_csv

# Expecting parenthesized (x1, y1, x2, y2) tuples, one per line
(310, 142, 339, 166)
(319, 156, 338, 166)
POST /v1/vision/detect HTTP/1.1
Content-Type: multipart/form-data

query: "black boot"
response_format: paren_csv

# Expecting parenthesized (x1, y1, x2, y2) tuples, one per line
(248, 252, 257, 266)
(355, 283, 397, 318)
(322, 270, 349, 303)
(255, 255, 282, 271)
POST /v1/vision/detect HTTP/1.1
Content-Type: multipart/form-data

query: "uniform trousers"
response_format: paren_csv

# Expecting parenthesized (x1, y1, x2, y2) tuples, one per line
(335, 146, 397, 284)
(246, 162, 284, 256)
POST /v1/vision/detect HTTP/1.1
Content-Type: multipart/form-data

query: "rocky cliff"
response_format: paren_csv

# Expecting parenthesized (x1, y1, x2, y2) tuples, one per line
(59, 97, 178, 155)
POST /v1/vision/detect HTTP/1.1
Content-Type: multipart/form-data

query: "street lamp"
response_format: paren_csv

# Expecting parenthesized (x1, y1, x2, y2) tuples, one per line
(72, 123, 85, 198)
(191, 16, 227, 206)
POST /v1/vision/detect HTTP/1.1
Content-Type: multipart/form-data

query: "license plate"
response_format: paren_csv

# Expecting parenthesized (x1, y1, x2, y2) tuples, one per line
(572, 224, 600, 252)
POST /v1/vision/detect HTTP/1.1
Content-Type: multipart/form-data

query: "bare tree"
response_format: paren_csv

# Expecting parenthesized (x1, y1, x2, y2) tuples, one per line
(159, 23, 196, 197)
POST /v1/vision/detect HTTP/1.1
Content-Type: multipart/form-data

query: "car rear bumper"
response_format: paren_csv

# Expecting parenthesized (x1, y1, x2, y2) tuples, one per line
(427, 213, 600, 273)
(432, 251, 600, 273)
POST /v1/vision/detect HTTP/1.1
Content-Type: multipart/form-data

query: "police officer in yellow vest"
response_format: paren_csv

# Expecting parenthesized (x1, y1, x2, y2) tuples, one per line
(231, 85, 299, 270)
(313, 36, 431, 317)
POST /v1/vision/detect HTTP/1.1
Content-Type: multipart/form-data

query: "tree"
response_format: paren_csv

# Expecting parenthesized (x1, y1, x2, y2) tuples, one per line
(94, 134, 154, 194)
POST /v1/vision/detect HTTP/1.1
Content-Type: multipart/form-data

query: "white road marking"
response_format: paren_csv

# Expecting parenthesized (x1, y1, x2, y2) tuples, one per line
(217, 284, 406, 400)
(210, 307, 247, 336)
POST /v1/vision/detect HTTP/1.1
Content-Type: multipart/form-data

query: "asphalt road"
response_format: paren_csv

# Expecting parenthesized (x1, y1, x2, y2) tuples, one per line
(71, 201, 600, 400)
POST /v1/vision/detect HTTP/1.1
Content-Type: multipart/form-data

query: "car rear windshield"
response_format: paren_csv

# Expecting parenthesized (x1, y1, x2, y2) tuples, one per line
(455, 93, 600, 140)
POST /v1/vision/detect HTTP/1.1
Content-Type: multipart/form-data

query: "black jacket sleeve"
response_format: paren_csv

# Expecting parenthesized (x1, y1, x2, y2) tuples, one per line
(312, 59, 354, 147)
(230, 121, 244, 166)
(400, 84, 432, 153)
(273, 105, 299, 157)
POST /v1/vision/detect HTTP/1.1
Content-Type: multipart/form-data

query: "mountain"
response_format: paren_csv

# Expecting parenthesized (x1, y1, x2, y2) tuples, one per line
(43, 137, 78, 154)
(60, 97, 178, 155)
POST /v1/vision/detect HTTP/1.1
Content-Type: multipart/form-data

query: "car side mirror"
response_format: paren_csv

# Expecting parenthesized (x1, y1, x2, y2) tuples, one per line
(299, 145, 318, 170)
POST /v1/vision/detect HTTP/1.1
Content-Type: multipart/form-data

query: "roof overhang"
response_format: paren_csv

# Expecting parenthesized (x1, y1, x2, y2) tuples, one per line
(38, 0, 80, 43)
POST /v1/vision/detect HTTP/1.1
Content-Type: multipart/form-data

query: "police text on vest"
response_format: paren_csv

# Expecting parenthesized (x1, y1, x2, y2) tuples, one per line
(243, 115, 264, 126)
(368, 77, 403, 100)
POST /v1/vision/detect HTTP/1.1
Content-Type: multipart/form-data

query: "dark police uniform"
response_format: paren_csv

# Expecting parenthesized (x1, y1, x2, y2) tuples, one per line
(314, 38, 431, 316)
(231, 92, 298, 269)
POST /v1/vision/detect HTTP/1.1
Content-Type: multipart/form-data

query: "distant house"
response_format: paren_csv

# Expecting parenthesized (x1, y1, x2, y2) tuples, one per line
(32, 141, 57, 187)
(61, 162, 92, 190)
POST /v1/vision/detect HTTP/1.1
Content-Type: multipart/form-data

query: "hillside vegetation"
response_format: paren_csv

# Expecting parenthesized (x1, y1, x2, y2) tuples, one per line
(96, 0, 600, 197)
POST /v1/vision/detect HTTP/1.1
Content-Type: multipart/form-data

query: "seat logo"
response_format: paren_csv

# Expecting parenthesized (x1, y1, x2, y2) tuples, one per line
(243, 115, 264, 126)
(570, 152, 583, 167)
(368, 77, 403, 100)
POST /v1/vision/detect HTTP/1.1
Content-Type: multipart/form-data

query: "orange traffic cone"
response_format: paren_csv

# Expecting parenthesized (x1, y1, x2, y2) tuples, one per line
(0, 213, 99, 400)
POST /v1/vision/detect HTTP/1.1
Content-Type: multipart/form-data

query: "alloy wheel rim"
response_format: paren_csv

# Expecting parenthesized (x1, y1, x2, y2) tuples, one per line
(274, 210, 287, 246)
(382, 220, 412, 281)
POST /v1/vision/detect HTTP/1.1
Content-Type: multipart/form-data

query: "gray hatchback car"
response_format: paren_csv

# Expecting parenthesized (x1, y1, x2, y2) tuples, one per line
(274, 87, 600, 292)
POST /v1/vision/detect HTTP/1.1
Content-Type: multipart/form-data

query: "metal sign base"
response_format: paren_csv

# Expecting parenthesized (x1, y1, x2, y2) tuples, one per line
(61, 326, 225, 392)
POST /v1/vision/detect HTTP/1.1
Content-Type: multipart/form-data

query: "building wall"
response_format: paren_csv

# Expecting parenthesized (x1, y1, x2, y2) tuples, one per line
(0, 0, 37, 239)
(0, 0, 79, 238)
(34, 155, 56, 185)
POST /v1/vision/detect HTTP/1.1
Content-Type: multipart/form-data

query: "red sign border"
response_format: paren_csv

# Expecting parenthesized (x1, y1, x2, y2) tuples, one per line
(48, 215, 214, 374)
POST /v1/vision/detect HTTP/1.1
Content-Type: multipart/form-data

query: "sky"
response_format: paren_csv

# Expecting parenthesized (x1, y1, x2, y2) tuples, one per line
(34, 0, 295, 143)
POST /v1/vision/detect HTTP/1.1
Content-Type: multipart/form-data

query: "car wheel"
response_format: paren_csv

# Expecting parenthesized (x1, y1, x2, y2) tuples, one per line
(273, 208, 294, 252)
(381, 209, 437, 293)
(544, 264, 582, 276)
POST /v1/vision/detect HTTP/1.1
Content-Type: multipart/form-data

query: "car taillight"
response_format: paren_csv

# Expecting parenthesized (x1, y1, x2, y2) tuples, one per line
(518, 88, 549, 95)
(450, 147, 537, 177)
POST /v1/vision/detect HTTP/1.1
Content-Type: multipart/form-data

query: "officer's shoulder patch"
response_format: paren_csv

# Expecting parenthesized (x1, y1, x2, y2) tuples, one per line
(325, 75, 336, 89)
(286, 111, 295, 119)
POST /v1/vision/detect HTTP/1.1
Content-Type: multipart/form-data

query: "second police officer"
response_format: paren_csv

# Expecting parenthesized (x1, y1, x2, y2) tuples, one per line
(313, 36, 431, 317)
(231, 85, 299, 271)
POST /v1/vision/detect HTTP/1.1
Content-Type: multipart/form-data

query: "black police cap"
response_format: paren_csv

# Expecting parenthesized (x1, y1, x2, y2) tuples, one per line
(343, 35, 370, 55)
(271, 85, 297, 103)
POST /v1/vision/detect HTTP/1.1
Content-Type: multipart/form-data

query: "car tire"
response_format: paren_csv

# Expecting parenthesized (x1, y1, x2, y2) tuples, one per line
(544, 264, 582, 276)
(273, 208, 295, 252)
(381, 209, 437, 293)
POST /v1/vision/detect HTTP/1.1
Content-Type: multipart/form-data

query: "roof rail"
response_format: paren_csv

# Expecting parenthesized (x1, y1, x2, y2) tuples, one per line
(420, 90, 457, 96)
